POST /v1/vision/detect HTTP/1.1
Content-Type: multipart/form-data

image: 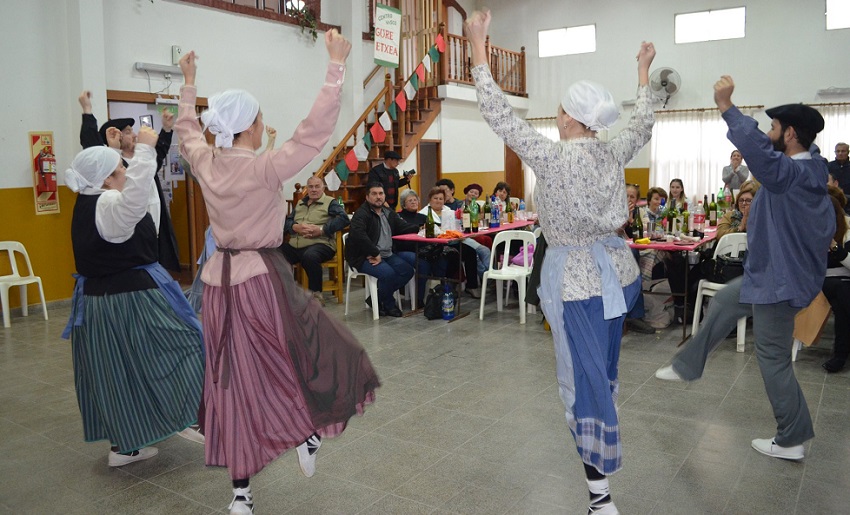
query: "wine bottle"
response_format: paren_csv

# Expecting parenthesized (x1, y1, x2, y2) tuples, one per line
(425, 206, 435, 238)
(470, 201, 479, 233)
(483, 196, 491, 229)
(681, 202, 689, 234)
(462, 201, 472, 233)
(708, 194, 718, 227)
(505, 197, 514, 223)
(633, 207, 644, 239)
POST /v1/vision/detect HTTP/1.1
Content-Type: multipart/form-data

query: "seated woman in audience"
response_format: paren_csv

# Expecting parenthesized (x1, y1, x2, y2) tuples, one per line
(419, 187, 483, 298)
(717, 179, 759, 239)
(822, 185, 850, 373)
(398, 189, 426, 226)
(645, 186, 667, 227)
(493, 181, 511, 203)
(722, 150, 750, 190)
(668, 178, 686, 211)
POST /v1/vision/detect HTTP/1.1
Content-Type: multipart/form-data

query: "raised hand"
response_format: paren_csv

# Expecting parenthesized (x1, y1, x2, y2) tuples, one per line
(264, 125, 277, 152)
(78, 90, 92, 114)
(325, 29, 351, 64)
(161, 109, 175, 132)
(105, 127, 122, 150)
(636, 41, 655, 68)
(464, 9, 491, 45)
(714, 75, 735, 112)
(137, 126, 158, 147)
(179, 51, 198, 86)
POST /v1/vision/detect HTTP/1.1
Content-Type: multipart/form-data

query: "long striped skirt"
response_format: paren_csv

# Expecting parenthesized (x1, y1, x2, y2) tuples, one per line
(202, 250, 379, 480)
(72, 289, 204, 453)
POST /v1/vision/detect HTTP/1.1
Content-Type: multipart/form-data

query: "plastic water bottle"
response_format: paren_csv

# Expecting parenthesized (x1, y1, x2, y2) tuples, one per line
(518, 199, 526, 220)
(490, 196, 501, 228)
(441, 283, 455, 320)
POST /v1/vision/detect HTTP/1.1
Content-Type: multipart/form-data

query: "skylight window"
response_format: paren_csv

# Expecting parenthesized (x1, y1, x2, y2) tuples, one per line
(675, 7, 746, 44)
(538, 24, 596, 58)
(827, 0, 850, 29)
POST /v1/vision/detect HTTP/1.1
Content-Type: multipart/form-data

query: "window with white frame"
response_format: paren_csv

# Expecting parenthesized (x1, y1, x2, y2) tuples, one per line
(827, 0, 850, 30)
(675, 7, 746, 44)
(538, 25, 596, 58)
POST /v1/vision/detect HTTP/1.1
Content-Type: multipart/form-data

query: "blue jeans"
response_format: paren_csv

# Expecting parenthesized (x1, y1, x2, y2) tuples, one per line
(357, 253, 414, 309)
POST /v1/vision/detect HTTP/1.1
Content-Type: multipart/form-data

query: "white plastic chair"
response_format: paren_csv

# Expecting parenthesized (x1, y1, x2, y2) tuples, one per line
(691, 233, 748, 352)
(342, 234, 409, 320)
(0, 241, 48, 327)
(479, 230, 536, 324)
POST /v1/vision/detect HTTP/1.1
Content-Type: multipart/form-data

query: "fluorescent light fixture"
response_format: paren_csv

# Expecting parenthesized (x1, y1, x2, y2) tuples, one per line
(817, 87, 850, 96)
(134, 62, 183, 75)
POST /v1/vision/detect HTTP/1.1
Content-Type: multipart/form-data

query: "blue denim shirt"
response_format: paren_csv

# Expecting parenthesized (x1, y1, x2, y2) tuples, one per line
(722, 106, 834, 307)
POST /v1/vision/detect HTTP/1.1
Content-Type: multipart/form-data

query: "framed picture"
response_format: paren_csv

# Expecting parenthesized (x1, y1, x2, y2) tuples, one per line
(139, 114, 153, 128)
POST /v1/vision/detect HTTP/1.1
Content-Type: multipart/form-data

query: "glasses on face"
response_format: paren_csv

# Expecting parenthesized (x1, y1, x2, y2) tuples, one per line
(739, 198, 753, 205)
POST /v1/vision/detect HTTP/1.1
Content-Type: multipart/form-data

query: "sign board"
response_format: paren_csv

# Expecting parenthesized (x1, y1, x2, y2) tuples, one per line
(373, 4, 401, 68)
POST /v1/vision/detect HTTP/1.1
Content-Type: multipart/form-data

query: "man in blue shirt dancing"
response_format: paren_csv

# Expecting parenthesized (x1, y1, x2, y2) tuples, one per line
(656, 75, 834, 461)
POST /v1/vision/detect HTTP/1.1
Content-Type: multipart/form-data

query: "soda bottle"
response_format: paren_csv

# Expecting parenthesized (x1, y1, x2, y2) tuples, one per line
(337, 196, 345, 214)
(692, 201, 706, 236)
(441, 283, 455, 320)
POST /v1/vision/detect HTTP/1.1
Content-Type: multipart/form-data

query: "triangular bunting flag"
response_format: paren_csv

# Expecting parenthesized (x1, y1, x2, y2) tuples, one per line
(422, 53, 432, 73)
(435, 33, 446, 52)
(410, 73, 419, 90)
(353, 139, 369, 161)
(370, 122, 386, 143)
(395, 91, 407, 111)
(415, 63, 425, 82)
(344, 149, 359, 171)
(429, 46, 440, 63)
(325, 170, 341, 191)
(379, 111, 392, 131)
(404, 81, 416, 100)
(387, 102, 398, 121)
(334, 160, 349, 181)
(363, 132, 373, 151)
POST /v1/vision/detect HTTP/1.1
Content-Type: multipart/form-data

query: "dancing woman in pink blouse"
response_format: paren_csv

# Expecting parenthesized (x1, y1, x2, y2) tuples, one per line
(175, 32, 379, 515)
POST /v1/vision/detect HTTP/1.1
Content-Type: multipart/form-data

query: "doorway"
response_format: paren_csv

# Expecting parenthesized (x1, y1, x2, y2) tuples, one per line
(418, 140, 440, 194)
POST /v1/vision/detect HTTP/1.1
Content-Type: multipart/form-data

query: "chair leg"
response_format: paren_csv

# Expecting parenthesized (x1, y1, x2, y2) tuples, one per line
(791, 338, 803, 362)
(368, 278, 379, 321)
(691, 286, 705, 337)
(736, 316, 746, 352)
(344, 275, 352, 316)
(518, 279, 526, 325)
(496, 280, 504, 312)
(0, 285, 10, 328)
(19, 285, 28, 317)
(479, 275, 488, 320)
(36, 279, 48, 321)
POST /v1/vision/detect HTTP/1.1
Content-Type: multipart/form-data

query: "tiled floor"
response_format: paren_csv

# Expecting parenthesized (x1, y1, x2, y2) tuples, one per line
(1, 290, 848, 514)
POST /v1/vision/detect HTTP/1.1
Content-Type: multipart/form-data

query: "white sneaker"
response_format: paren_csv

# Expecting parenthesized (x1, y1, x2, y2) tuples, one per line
(588, 498, 620, 514)
(177, 425, 205, 444)
(751, 438, 804, 460)
(108, 446, 159, 467)
(296, 434, 321, 477)
(655, 365, 685, 382)
(228, 487, 254, 514)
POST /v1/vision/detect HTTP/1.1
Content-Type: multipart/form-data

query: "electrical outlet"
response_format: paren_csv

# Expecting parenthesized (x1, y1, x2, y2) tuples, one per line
(171, 45, 182, 65)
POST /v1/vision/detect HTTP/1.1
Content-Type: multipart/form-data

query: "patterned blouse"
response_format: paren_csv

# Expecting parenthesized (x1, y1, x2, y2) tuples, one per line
(472, 65, 655, 301)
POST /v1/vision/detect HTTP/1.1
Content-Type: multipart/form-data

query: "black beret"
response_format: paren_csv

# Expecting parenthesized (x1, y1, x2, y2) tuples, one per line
(463, 183, 483, 194)
(765, 104, 824, 135)
(384, 150, 402, 160)
(98, 118, 135, 145)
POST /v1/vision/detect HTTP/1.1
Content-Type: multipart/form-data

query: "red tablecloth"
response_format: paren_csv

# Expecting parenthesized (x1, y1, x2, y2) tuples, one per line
(628, 228, 717, 251)
(392, 219, 536, 243)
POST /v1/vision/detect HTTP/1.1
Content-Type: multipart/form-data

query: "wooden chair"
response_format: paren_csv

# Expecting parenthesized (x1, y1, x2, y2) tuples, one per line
(296, 231, 345, 304)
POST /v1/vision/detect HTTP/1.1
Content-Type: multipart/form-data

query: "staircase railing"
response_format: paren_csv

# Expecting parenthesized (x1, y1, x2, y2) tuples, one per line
(442, 32, 527, 97)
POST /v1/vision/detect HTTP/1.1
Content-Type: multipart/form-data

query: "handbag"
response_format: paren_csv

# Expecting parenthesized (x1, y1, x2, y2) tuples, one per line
(423, 285, 444, 320)
(417, 244, 443, 262)
(711, 251, 747, 283)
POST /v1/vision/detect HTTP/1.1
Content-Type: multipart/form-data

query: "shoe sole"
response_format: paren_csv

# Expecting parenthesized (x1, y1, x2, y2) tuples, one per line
(108, 447, 159, 467)
(176, 427, 206, 444)
(296, 443, 317, 477)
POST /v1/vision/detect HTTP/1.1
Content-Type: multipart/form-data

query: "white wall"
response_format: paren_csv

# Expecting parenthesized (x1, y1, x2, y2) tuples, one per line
(483, 0, 850, 167)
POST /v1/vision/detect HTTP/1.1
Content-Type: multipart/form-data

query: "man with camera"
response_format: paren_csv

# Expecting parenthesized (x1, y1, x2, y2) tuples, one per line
(368, 150, 413, 210)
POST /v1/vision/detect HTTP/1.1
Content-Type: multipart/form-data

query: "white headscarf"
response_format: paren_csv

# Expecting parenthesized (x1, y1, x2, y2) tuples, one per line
(201, 89, 260, 148)
(64, 146, 121, 194)
(561, 80, 620, 132)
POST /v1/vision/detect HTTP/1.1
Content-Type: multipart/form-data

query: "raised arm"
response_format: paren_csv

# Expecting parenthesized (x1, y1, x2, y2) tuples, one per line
(175, 51, 213, 180)
(609, 42, 656, 166)
(465, 10, 557, 174)
(79, 90, 104, 149)
(96, 127, 159, 243)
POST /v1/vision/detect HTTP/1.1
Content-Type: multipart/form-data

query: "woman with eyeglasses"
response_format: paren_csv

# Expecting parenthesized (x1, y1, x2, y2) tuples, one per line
(717, 180, 759, 239)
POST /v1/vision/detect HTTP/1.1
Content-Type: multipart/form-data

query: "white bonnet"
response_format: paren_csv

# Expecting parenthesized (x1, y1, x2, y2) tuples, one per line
(561, 80, 620, 132)
(201, 89, 260, 148)
(64, 146, 121, 193)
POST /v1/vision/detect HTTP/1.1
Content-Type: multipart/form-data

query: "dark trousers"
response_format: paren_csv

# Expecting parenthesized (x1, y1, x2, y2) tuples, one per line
(823, 276, 850, 363)
(356, 252, 415, 309)
(280, 243, 335, 292)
